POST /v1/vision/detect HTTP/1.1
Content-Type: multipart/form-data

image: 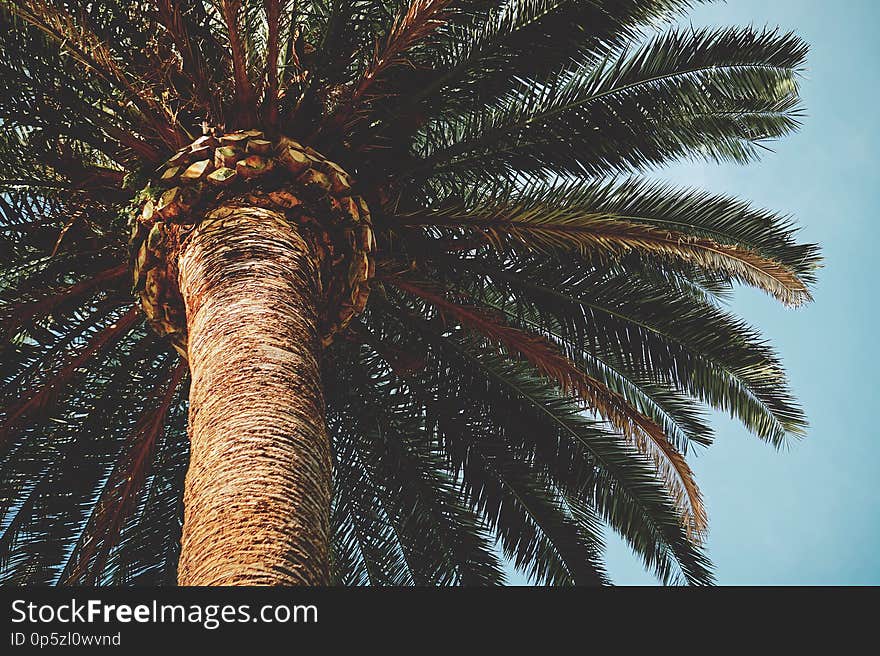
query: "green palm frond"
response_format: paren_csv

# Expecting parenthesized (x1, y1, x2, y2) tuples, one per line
(428, 252, 806, 445)
(362, 296, 712, 584)
(384, 275, 707, 539)
(400, 177, 818, 305)
(407, 26, 805, 187)
(62, 361, 187, 585)
(326, 341, 507, 585)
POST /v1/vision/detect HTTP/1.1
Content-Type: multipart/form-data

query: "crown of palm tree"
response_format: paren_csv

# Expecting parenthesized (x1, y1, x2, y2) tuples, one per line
(0, 0, 819, 586)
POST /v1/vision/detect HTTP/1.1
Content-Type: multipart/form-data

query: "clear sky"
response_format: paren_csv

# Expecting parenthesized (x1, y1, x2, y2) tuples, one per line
(514, 0, 880, 585)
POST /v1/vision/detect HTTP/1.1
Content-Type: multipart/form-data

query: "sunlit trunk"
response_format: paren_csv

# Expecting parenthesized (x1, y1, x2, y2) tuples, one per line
(175, 204, 331, 586)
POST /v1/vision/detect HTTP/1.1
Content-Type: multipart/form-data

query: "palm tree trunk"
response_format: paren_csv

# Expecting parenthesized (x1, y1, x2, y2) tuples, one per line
(175, 204, 331, 586)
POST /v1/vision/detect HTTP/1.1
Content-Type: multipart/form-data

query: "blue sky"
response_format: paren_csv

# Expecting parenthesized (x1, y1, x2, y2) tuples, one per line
(514, 0, 880, 585)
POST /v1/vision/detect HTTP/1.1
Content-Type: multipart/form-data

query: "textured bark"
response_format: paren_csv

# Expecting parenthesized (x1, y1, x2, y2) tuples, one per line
(176, 204, 331, 586)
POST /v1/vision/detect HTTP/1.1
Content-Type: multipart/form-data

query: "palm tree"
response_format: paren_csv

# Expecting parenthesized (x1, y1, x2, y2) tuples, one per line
(0, 0, 819, 586)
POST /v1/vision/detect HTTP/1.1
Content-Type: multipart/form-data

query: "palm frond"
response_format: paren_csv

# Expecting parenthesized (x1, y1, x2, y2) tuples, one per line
(220, 0, 260, 126)
(385, 275, 707, 538)
(0, 306, 140, 447)
(409, 26, 806, 183)
(4, 0, 183, 149)
(62, 361, 187, 584)
(326, 341, 507, 585)
(400, 176, 819, 305)
(438, 254, 807, 444)
(318, 0, 453, 138)
(1, 264, 127, 341)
